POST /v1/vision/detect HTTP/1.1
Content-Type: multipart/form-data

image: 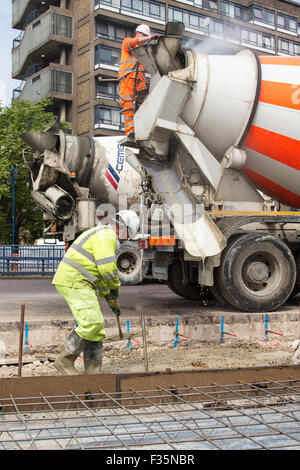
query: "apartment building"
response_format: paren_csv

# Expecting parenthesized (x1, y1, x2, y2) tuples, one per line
(12, 0, 300, 137)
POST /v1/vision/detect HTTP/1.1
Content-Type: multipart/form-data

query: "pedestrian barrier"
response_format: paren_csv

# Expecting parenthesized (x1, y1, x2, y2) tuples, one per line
(0, 245, 66, 276)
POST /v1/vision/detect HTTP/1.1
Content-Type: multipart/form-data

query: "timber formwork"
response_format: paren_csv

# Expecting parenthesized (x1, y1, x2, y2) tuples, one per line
(1, 366, 300, 450)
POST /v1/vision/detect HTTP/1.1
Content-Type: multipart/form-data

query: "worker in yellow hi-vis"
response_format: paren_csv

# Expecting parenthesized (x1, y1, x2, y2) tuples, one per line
(52, 210, 140, 376)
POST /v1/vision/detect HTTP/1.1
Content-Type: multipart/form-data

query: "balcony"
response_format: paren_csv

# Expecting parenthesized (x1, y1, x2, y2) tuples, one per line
(13, 66, 73, 102)
(12, 0, 60, 30)
(95, 0, 166, 26)
(12, 10, 73, 80)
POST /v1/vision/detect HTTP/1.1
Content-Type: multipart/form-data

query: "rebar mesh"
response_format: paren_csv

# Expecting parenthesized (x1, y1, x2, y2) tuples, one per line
(1, 377, 300, 450)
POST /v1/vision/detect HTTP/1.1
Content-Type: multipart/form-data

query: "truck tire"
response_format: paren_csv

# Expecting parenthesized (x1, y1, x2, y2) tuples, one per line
(168, 261, 211, 301)
(215, 232, 296, 312)
(210, 285, 230, 308)
(116, 241, 149, 285)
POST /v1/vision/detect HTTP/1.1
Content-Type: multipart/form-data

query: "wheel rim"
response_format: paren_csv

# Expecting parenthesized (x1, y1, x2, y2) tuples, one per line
(117, 252, 139, 276)
(240, 250, 281, 296)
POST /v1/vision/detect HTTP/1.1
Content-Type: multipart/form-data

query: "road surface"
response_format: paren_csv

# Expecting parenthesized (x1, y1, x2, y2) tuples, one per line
(0, 277, 298, 322)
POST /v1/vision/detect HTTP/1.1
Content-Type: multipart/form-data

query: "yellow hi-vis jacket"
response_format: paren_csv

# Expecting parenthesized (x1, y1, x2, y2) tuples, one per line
(52, 225, 120, 296)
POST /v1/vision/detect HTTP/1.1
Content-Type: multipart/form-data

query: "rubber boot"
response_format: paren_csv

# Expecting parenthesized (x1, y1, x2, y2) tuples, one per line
(54, 330, 87, 375)
(84, 341, 103, 375)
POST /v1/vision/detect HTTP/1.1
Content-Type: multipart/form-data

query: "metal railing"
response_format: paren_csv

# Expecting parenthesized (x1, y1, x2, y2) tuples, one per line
(16, 68, 73, 102)
(0, 245, 66, 276)
(12, 11, 73, 77)
(12, 81, 26, 100)
(94, 0, 166, 24)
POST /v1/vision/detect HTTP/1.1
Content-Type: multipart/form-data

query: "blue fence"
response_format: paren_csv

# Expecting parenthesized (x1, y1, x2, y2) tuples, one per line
(0, 245, 66, 275)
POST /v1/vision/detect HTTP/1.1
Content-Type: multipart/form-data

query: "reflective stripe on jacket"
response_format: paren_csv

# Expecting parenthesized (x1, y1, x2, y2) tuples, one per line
(52, 225, 120, 295)
(118, 37, 146, 83)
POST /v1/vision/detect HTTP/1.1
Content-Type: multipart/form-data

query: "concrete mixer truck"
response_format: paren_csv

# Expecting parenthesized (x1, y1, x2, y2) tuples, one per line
(22, 21, 300, 313)
(22, 129, 147, 285)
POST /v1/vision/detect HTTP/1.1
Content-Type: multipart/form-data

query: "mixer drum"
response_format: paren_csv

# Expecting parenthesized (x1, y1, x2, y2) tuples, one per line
(181, 52, 300, 209)
(243, 56, 300, 209)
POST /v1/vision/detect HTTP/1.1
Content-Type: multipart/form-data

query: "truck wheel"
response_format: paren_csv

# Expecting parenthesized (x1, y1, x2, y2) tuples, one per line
(116, 241, 149, 285)
(210, 285, 230, 308)
(215, 233, 296, 312)
(210, 234, 243, 308)
(168, 261, 211, 301)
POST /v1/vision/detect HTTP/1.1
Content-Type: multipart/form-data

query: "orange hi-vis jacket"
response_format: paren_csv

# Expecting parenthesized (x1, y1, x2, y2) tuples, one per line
(118, 37, 147, 134)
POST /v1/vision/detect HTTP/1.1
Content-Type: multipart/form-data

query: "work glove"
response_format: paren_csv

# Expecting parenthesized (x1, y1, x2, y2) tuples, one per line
(109, 287, 120, 300)
(151, 33, 159, 41)
(105, 295, 121, 316)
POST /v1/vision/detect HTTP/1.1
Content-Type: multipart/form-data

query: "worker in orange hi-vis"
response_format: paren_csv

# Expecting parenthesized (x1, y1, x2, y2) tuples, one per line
(118, 24, 159, 137)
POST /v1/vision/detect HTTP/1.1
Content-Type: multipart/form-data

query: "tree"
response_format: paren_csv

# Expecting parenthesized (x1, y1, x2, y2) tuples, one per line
(0, 99, 60, 244)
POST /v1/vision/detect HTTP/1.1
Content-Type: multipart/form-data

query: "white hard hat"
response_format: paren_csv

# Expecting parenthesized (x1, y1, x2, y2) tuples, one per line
(135, 24, 151, 36)
(117, 210, 140, 238)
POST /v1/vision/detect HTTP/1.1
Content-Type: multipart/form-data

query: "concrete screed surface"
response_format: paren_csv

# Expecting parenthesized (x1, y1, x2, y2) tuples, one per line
(0, 278, 299, 377)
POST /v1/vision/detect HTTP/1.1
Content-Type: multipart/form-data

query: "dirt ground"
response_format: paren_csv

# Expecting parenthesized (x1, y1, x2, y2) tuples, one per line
(0, 337, 298, 378)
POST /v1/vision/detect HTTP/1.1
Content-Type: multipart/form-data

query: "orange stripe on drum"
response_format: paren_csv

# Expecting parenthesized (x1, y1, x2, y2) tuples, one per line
(244, 125, 300, 171)
(243, 167, 300, 209)
(259, 80, 300, 110)
(259, 56, 300, 66)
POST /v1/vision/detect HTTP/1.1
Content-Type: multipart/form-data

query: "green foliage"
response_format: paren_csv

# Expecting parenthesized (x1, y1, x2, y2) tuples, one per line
(0, 99, 58, 244)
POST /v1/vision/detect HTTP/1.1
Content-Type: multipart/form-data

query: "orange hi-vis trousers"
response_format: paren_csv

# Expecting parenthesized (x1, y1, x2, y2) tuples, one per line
(119, 37, 147, 135)
(120, 74, 147, 135)
(120, 77, 135, 135)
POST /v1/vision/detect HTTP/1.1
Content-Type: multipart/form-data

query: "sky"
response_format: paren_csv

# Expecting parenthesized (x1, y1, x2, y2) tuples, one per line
(0, 2, 20, 107)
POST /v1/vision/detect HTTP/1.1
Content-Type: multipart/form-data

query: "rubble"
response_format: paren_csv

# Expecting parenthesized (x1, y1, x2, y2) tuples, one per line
(0, 338, 295, 378)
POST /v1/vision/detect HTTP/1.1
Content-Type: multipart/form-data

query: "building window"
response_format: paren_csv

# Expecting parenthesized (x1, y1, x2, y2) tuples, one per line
(96, 19, 134, 41)
(277, 14, 297, 34)
(24, 64, 39, 79)
(51, 70, 72, 94)
(95, 0, 120, 9)
(170, 8, 183, 23)
(25, 9, 40, 27)
(189, 14, 198, 29)
(52, 13, 73, 38)
(194, 0, 218, 11)
(169, 6, 224, 35)
(220, 0, 230, 16)
(210, 19, 224, 35)
(251, 6, 275, 26)
(234, 5, 242, 19)
(122, 0, 142, 12)
(220, 1, 249, 21)
(226, 23, 240, 40)
(241, 28, 275, 50)
(32, 19, 41, 29)
(96, 80, 118, 100)
(95, 46, 121, 68)
(95, 105, 124, 129)
(278, 38, 300, 55)
(32, 75, 41, 83)
(120, 0, 165, 21)
(278, 39, 289, 53)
